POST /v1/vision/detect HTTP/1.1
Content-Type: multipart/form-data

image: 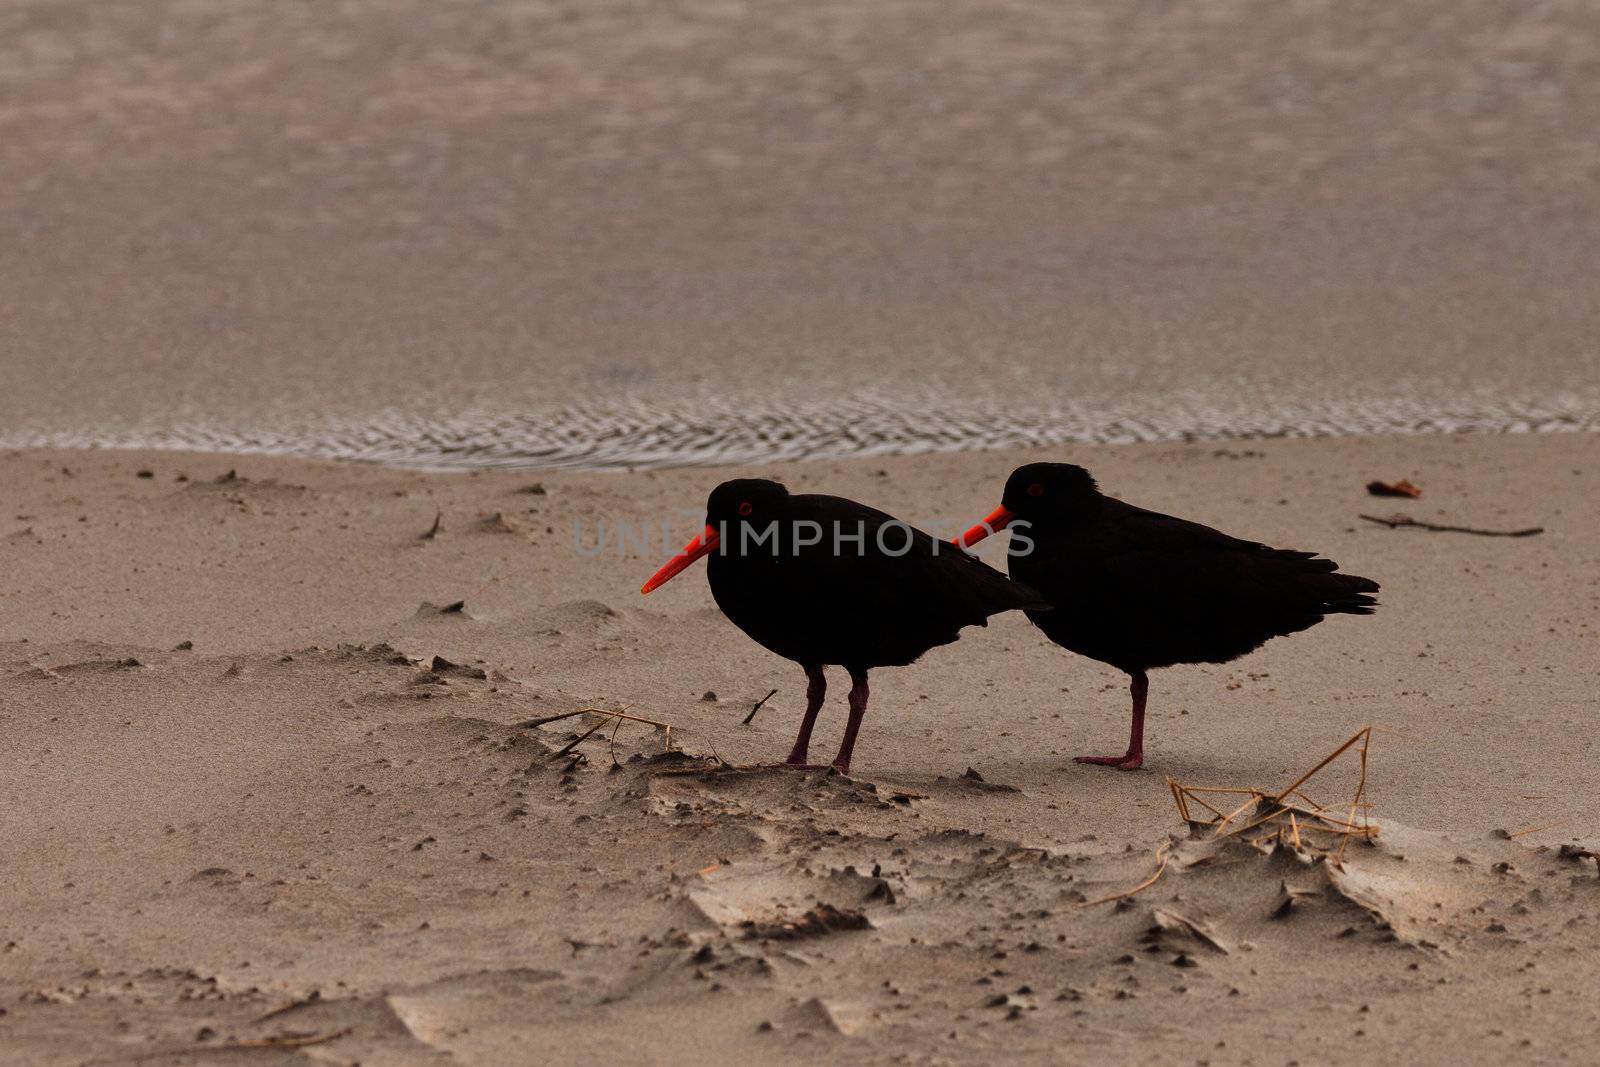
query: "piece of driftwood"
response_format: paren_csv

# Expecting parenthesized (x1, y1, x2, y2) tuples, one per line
(1359, 514, 1543, 537)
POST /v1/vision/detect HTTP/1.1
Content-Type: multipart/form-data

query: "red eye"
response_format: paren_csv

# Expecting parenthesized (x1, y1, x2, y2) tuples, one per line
(1027, 483, 1044, 497)
(738, 501, 753, 516)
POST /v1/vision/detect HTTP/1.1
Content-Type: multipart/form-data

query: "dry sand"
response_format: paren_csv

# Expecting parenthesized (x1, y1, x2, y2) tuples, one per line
(3, 432, 1598, 1064)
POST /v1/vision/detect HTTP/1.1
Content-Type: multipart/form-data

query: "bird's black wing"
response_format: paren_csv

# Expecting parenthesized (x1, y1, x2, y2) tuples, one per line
(1020, 498, 1377, 669)
(760, 494, 1044, 667)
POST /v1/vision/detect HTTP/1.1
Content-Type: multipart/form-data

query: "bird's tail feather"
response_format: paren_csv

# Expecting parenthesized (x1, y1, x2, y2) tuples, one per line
(1312, 571, 1380, 615)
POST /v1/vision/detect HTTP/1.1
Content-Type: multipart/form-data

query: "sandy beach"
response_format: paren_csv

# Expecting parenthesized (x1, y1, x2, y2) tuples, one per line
(5, 2, 1600, 1061)
(3, 432, 1597, 1063)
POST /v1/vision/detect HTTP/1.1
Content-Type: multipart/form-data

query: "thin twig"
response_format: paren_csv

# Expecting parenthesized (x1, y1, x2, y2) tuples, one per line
(1359, 514, 1543, 537)
(523, 706, 673, 753)
(1180, 791, 1230, 820)
(1337, 730, 1372, 863)
(419, 510, 442, 540)
(1291, 812, 1377, 834)
(227, 1028, 352, 1049)
(1217, 806, 1303, 842)
(555, 718, 609, 758)
(520, 708, 602, 729)
(1508, 820, 1569, 839)
(1272, 728, 1370, 806)
(1077, 844, 1172, 908)
(1168, 778, 1190, 823)
(1293, 789, 1326, 812)
(1210, 796, 1263, 839)
(251, 992, 321, 1024)
(742, 689, 779, 726)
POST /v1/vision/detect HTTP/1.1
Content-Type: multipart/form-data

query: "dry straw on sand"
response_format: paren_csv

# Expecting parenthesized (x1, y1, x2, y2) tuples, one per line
(1172, 725, 1378, 862)
(522, 706, 677, 760)
(1082, 726, 1379, 909)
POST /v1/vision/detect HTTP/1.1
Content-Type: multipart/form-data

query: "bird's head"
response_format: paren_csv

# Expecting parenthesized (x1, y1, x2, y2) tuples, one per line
(955, 463, 1099, 547)
(641, 478, 791, 593)
(704, 478, 791, 528)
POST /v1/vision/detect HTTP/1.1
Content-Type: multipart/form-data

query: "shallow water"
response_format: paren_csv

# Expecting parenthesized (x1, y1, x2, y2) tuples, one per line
(6, 2, 1600, 470)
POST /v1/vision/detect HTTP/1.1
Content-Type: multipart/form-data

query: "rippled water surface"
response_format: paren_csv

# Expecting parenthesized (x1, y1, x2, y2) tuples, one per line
(5, 2, 1600, 470)
(8, 388, 1598, 470)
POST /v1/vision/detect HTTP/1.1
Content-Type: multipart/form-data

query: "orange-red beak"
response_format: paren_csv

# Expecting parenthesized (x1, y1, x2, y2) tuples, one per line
(955, 505, 1015, 548)
(641, 525, 720, 594)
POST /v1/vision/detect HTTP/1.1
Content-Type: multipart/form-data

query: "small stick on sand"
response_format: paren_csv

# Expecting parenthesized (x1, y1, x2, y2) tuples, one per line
(1179, 791, 1231, 820)
(1168, 778, 1191, 823)
(252, 991, 322, 1024)
(742, 689, 779, 726)
(1217, 807, 1307, 842)
(1293, 789, 1326, 812)
(1336, 729, 1373, 863)
(522, 706, 673, 752)
(1508, 820, 1569, 839)
(555, 718, 610, 758)
(1077, 844, 1172, 908)
(1296, 813, 1377, 834)
(419, 509, 442, 540)
(1272, 727, 1371, 806)
(1210, 795, 1264, 839)
(608, 715, 625, 766)
(520, 709, 596, 729)
(1359, 514, 1543, 538)
(226, 1028, 352, 1049)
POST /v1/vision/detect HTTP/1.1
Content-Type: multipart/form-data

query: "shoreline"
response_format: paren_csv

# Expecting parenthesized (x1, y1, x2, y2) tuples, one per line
(6, 391, 1600, 472)
(3, 431, 1597, 1062)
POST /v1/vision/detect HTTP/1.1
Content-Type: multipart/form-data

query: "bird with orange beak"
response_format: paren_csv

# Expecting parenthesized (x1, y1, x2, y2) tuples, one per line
(642, 478, 1044, 775)
(957, 463, 1379, 770)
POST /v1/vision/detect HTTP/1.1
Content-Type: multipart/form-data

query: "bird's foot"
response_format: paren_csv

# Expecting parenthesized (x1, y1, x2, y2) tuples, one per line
(1074, 752, 1143, 771)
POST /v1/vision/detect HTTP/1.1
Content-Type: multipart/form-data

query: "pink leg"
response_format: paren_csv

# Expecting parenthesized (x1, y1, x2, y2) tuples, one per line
(784, 665, 827, 766)
(829, 669, 870, 775)
(1075, 671, 1147, 771)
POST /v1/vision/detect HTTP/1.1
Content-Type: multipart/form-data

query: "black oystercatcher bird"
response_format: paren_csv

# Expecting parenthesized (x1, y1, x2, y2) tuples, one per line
(641, 479, 1044, 774)
(957, 463, 1379, 770)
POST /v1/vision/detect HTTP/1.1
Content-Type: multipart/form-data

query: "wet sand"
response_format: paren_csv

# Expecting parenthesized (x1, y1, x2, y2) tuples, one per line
(3, 433, 1598, 1063)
